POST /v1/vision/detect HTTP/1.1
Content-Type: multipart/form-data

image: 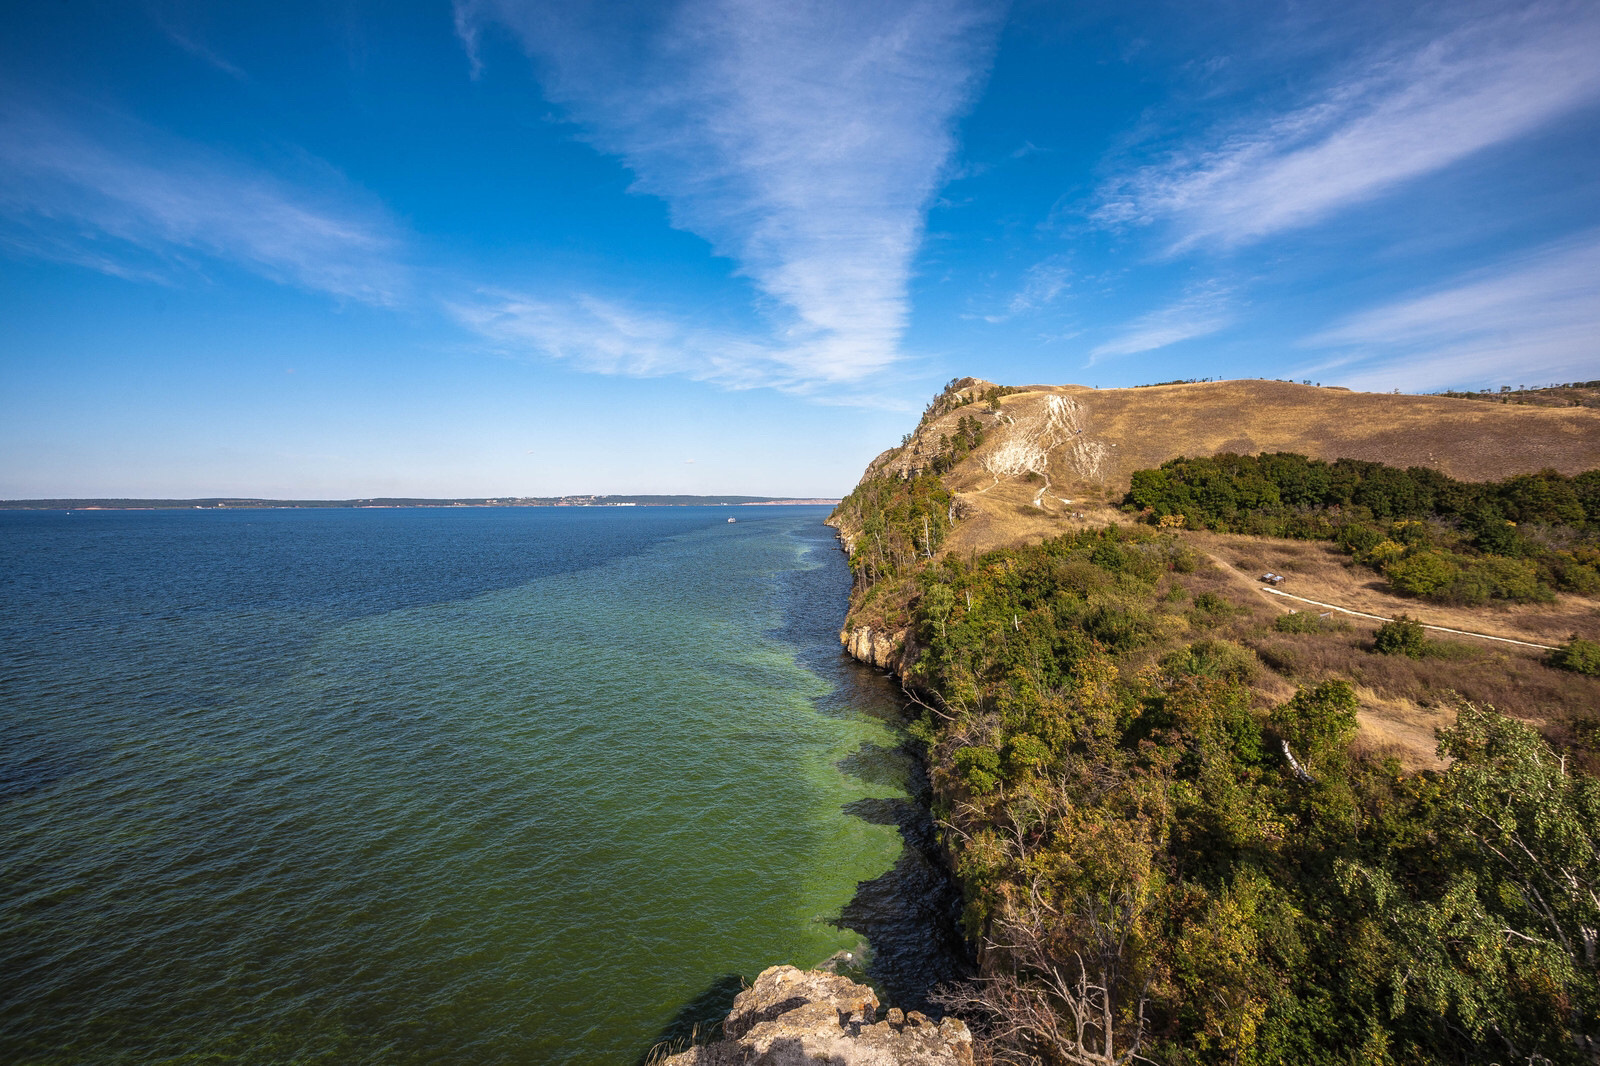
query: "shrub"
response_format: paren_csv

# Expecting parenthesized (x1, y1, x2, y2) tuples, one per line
(1550, 556, 1600, 595)
(1446, 556, 1551, 605)
(1274, 610, 1342, 634)
(1256, 644, 1302, 676)
(1336, 522, 1386, 555)
(1081, 601, 1155, 651)
(1374, 615, 1427, 658)
(953, 746, 1002, 793)
(1549, 637, 1600, 676)
(1160, 639, 1258, 683)
(1365, 539, 1407, 568)
(1385, 551, 1458, 597)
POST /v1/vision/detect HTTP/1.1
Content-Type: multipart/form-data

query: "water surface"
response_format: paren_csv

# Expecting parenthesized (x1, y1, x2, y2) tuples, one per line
(0, 506, 919, 1064)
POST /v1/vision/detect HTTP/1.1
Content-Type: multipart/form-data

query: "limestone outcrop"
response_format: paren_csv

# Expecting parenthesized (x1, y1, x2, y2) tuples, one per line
(841, 625, 907, 672)
(661, 965, 973, 1066)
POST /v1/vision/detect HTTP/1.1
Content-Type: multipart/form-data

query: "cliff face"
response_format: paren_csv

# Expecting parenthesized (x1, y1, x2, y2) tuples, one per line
(840, 624, 910, 673)
(662, 965, 973, 1066)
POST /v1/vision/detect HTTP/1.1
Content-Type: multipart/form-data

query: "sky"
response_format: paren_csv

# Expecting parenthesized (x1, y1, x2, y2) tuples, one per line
(2, 0, 1597, 498)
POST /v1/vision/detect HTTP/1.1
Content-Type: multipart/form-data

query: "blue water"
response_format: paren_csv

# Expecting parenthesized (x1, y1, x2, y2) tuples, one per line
(0, 506, 931, 1064)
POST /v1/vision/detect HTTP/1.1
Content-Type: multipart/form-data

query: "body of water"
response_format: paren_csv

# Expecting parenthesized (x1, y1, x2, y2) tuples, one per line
(0, 506, 959, 1064)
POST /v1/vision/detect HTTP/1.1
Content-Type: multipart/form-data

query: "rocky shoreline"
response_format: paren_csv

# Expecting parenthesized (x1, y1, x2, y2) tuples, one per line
(660, 966, 973, 1065)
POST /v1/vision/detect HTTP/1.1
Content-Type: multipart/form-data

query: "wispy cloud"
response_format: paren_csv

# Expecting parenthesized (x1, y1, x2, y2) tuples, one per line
(450, 288, 929, 409)
(450, 289, 789, 388)
(1000, 255, 1070, 318)
(0, 101, 405, 304)
(456, 0, 1004, 384)
(1088, 284, 1232, 362)
(156, 24, 248, 80)
(1302, 232, 1600, 392)
(1098, 2, 1600, 251)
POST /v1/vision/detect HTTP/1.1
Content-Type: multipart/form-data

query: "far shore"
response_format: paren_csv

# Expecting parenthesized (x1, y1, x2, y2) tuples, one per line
(0, 496, 841, 511)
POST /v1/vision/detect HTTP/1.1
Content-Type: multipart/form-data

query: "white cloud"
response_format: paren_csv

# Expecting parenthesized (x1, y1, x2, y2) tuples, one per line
(450, 289, 802, 389)
(1302, 232, 1600, 392)
(450, 288, 929, 410)
(1088, 284, 1232, 362)
(0, 102, 405, 304)
(1005, 256, 1071, 316)
(1099, 1, 1600, 251)
(456, 0, 1003, 384)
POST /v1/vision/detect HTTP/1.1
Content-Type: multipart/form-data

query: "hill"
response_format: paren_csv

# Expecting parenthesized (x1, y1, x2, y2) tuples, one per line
(860, 378, 1600, 557)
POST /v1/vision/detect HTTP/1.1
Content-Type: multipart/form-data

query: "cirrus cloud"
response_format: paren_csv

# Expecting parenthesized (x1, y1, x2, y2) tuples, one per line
(1098, 1, 1600, 252)
(455, 0, 1005, 384)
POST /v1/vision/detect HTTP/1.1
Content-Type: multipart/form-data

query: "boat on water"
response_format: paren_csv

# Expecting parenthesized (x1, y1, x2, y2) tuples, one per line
(727, 516, 737, 523)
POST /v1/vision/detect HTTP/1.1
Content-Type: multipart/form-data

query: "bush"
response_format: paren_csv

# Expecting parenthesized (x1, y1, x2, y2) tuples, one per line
(1374, 615, 1427, 658)
(1385, 551, 1458, 597)
(1270, 680, 1359, 768)
(1274, 610, 1342, 634)
(1549, 637, 1600, 676)
(1256, 644, 1303, 676)
(953, 746, 1002, 793)
(1081, 601, 1155, 651)
(1160, 639, 1258, 683)
(1446, 556, 1551, 605)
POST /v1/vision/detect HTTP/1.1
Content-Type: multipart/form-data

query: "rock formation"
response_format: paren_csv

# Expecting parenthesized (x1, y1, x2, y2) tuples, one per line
(661, 965, 973, 1066)
(841, 625, 908, 672)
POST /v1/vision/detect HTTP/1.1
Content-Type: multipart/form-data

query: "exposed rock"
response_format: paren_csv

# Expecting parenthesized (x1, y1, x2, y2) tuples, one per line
(841, 625, 906, 672)
(662, 965, 973, 1066)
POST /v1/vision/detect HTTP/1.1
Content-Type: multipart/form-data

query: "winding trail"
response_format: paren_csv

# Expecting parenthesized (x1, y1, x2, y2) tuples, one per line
(1257, 586, 1559, 651)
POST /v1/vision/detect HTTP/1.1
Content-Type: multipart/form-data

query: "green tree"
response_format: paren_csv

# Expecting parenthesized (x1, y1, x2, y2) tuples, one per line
(1374, 616, 1427, 658)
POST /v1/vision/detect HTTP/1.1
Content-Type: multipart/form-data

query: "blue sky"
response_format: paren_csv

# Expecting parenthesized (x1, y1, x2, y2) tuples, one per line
(3, 0, 1597, 498)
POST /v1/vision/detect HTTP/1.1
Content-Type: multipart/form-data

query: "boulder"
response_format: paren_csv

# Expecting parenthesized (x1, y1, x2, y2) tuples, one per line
(662, 965, 973, 1066)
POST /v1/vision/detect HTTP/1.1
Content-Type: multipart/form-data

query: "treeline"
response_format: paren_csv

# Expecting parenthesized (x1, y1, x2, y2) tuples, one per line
(905, 525, 1599, 1063)
(831, 472, 952, 587)
(1126, 453, 1600, 604)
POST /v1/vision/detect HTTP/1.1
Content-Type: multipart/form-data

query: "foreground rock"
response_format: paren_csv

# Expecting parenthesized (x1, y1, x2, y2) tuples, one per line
(661, 965, 973, 1066)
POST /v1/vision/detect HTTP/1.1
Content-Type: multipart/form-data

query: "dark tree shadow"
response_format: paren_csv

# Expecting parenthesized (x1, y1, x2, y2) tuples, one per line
(634, 972, 746, 1065)
(834, 746, 973, 1015)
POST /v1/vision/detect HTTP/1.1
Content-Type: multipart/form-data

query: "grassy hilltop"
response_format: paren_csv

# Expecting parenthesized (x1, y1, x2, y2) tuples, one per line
(829, 378, 1600, 1064)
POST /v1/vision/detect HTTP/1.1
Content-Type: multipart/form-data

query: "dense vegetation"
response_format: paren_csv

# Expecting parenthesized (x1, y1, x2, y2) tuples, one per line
(1125, 453, 1600, 605)
(827, 432, 1600, 1062)
(833, 472, 953, 587)
(900, 526, 1599, 1064)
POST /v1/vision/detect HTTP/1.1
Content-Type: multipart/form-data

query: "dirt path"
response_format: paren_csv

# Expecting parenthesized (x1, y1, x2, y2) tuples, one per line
(1257, 586, 1559, 651)
(1198, 545, 1566, 651)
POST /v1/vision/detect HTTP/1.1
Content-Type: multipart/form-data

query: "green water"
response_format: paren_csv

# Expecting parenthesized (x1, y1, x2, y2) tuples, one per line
(0, 508, 913, 1063)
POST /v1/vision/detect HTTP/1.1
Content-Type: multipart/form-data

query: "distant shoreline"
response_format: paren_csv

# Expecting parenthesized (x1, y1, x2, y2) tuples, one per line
(0, 496, 841, 511)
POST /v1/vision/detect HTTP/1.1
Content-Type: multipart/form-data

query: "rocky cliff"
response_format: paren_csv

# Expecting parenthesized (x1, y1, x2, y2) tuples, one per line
(661, 965, 973, 1066)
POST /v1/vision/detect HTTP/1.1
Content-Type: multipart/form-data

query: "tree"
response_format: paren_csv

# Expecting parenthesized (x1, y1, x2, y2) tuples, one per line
(1374, 615, 1427, 658)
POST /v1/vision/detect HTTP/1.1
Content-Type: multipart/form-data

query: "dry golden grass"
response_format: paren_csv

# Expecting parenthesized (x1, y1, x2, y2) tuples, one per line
(1187, 532, 1600, 645)
(881, 378, 1600, 558)
(1037, 379, 1600, 489)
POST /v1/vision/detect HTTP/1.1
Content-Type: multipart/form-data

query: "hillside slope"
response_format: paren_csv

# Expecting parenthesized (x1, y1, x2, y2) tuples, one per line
(860, 378, 1600, 556)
